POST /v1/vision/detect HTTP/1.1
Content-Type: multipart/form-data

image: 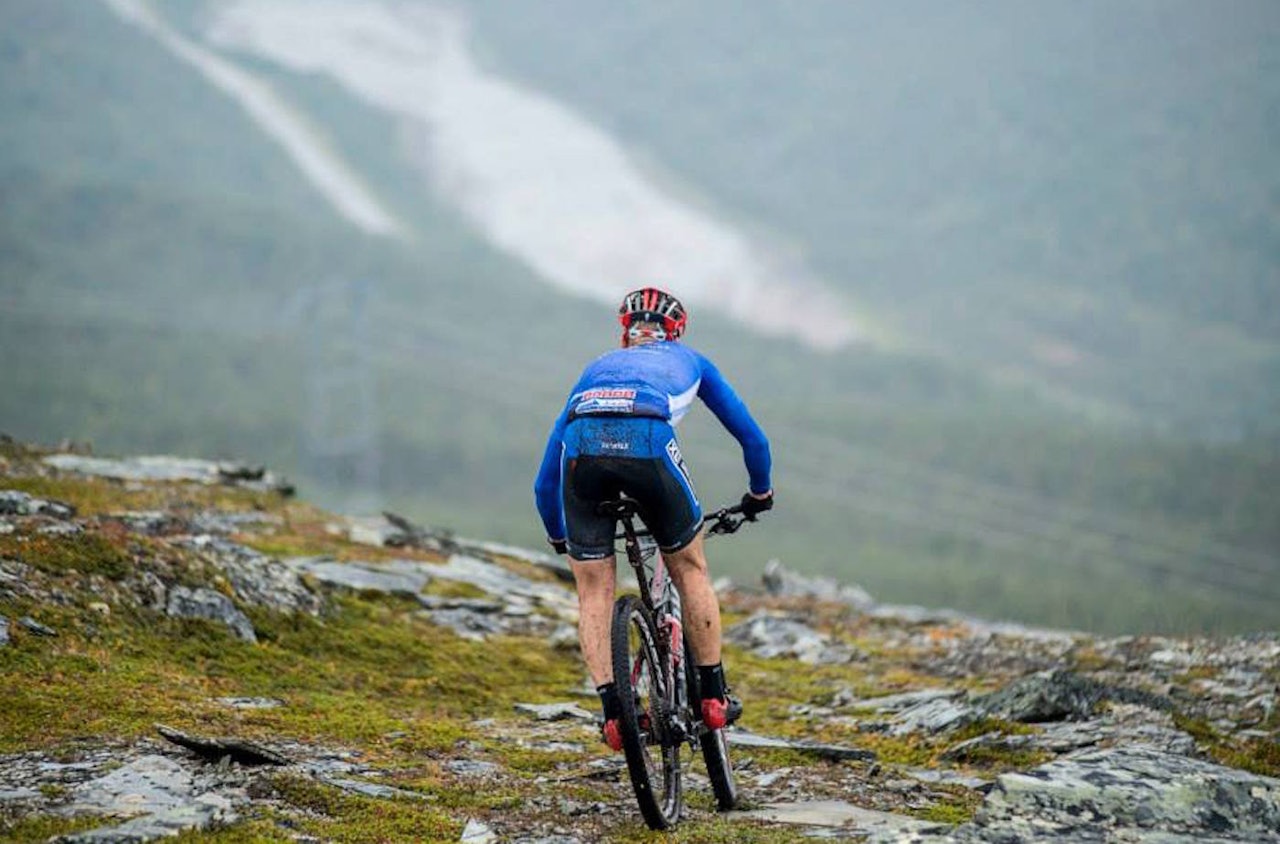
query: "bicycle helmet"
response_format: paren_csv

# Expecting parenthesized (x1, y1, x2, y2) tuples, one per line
(618, 287, 687, 341)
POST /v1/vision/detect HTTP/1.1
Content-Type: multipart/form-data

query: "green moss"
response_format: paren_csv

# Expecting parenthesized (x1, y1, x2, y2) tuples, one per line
(1, 475, 279, 518)
(266, 775, 461, 843)
(37, 783, 68, 800)
(0, 813, 108, 844)
(950, 718, 1037, 741)
(1174, 713, 1280, 777)
(0, 530, 133, 580)
(0, 587, 579, 755)
(422, 578, 488, 600)
(487, 742, 584, 774)
(911, 792, 981, 824)
(606, 816, 800, 842)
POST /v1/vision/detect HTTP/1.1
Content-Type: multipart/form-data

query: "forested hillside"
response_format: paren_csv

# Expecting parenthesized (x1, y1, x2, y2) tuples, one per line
(2, 0, 1277, 634)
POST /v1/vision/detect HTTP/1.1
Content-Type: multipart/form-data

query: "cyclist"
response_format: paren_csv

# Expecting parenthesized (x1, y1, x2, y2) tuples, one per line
(534, 287, 773, 751)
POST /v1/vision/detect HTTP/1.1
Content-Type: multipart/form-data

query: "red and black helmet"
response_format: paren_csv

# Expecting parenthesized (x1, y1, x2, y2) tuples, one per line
(618, 287, 687, 340)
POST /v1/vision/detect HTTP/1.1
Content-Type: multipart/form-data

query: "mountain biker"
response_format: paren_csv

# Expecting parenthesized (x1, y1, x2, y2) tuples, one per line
(534, 287, 773, 751)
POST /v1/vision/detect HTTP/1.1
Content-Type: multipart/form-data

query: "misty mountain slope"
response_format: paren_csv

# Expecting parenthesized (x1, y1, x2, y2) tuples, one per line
(1, 1, 1277, 633)
(462, 0, 1280, 436)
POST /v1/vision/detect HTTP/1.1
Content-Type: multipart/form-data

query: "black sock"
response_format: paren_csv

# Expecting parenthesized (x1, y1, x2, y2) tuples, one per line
(698, 663, 726, 701)
(597, 682, 622, 721)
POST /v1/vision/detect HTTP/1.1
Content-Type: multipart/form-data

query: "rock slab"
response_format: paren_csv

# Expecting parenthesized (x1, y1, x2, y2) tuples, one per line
(164, 586, 257, 643)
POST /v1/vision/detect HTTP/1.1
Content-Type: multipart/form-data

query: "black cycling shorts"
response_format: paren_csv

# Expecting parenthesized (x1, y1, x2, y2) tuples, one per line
(563, 453, 703, 561)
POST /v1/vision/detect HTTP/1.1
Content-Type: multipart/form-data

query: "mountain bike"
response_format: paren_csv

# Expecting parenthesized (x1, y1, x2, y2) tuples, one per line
(602, 498, 752, 830)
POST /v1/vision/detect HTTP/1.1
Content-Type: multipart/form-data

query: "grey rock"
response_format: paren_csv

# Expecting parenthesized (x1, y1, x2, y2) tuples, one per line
(514, 702, 597, 722)
(156, 725, 289, 766)
(727, 729, 876, 762)
(445, 759, 499, 777)
(180, 537, 321, 615)
(460, 818, 498, 843)
(761, 559, 876, 609)
(190, 510, 282, 535)
(867, 603, 966, 625)
(57, 796, 236, 843)
(164, 586, 257, 643)
(974, 669, 1171, 724)
(0, 786, 40, 801)
(42, 454, 292, 494)
(322, 777, 423, 800)
(37, 521, 83, 536)
(0, 615, 8, 647)
(977, 744, 1280, 841)
(378, 513, 575, 586)
(416, 595, 504, 613)
(0, 489, 76, 518)
(902, 767, 991, 790)
(738, 799, 946, 834)
(457, 537, 574, 583)
(20, 616, 58, 637)
(345, 515, 410, 548)
(940, 731, 1039, 763)
(889, 696, 977, 736)
(1034, 705, 1198, 757)
(525, 741, 585, 753)
(287, 556, 429, 597)
(725, 610, 858, 664)
(105, 511, 182, 536)
(214, 697, 284, 710)
(835, 688, 964, 712)
(432, 554, 578, 621)
(425, 607, 506, 640)
(63, 754, 197, 816)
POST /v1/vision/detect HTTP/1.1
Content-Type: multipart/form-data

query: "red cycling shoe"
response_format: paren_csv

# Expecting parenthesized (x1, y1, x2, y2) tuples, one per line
(602, 711, 654, 752)
(700, 695, 743, 730)
(602, 719, 624, 752)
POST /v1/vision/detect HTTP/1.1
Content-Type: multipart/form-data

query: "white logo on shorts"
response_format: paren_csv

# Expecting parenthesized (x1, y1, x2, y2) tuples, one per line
(665, 438, 695, 490)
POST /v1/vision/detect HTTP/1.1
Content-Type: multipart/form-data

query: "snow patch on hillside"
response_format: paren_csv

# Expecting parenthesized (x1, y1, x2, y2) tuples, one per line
(101, 0, 402, 237)
(206, 0, 858, 349)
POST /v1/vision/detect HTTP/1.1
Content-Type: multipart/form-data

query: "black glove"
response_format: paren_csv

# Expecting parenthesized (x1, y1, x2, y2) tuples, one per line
(548, 537, 568, 556)
(740, 491, 774, 521)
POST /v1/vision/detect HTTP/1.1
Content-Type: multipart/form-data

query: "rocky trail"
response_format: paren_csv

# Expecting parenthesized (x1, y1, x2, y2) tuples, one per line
(1, 439, 1277, 842)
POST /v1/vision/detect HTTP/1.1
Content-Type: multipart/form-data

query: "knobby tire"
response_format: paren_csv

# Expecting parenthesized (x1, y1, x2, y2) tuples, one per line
(683, 638, 738, 810)
(611, 595, 681, 829)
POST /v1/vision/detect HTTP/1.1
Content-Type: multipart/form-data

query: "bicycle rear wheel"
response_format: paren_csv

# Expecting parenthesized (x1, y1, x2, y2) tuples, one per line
(684, 638, 739, 811)
(611, 595, 681, 829)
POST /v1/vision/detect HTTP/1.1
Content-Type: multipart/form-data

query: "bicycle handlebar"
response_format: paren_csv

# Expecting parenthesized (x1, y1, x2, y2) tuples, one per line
(611, 502, 755, 540)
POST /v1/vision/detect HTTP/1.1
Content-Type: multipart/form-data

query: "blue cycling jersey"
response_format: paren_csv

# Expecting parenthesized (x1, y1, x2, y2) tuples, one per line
(534, 342, 771, 541)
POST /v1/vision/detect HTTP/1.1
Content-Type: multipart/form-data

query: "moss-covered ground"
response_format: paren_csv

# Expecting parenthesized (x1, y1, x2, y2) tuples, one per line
(10, 442, 1267, 840)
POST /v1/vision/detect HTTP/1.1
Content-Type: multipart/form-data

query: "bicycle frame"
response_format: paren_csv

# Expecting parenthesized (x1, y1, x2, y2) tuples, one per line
(611, 502, 749, 746)
(614, 509, 694, 745)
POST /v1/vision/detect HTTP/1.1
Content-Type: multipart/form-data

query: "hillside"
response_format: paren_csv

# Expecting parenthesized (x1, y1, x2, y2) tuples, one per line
(1, 0, 1278, 635)
(1, 440, 1278, 842)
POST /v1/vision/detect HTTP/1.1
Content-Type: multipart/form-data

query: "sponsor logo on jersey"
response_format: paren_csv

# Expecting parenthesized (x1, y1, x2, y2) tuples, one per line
(580, 388, 637, 400)
(575, 397, 635, 414)
(574, 388, 638, 416)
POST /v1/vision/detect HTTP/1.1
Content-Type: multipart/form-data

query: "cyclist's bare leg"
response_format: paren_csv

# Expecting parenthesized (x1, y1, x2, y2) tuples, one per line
(662, 532, 721, 666)
(569, 555, 617, 686)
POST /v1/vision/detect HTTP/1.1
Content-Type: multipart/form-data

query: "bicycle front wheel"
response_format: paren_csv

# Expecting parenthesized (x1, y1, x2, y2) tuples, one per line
(611, 595, 681, 829)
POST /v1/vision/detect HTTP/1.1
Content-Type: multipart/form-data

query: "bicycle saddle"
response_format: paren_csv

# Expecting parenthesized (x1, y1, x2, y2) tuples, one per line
(597, 499, 641, 519)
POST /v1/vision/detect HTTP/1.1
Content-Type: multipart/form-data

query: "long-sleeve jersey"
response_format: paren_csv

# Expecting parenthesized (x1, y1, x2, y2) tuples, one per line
(534, 342, 771, 540)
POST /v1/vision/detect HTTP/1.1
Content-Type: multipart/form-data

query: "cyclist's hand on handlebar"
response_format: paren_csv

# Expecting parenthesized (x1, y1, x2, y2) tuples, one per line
(740, 490, 774, 521)
(548, 537, 568, 555)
